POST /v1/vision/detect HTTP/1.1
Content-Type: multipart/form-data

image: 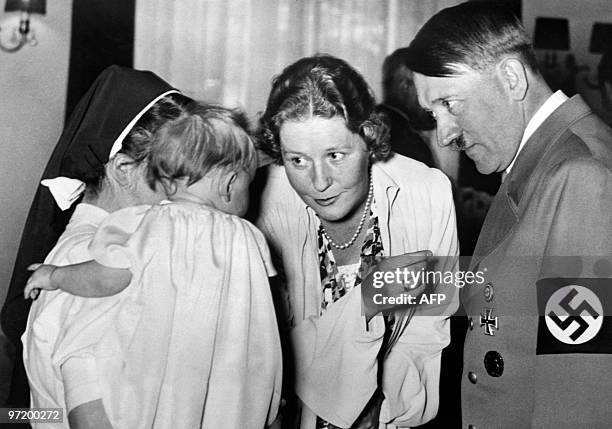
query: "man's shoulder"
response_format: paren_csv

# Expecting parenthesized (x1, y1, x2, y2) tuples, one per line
(539, 96, 612, 165)
(543, 119, 612, 175)
(567, 116, 612, 165)
(543, 155, 612, 188)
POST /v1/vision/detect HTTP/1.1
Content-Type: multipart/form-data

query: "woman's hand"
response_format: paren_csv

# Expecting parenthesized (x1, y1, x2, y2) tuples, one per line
(361, 250, 432, 320)
(24, 263, 58, 300)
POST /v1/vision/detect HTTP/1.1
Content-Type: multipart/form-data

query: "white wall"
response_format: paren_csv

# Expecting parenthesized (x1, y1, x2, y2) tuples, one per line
(0, 0, 72, 308)
(523, 0, 612, 115)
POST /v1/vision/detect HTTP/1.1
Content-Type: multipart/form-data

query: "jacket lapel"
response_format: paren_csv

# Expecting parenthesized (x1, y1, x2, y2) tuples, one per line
(470, 179, 518, 268)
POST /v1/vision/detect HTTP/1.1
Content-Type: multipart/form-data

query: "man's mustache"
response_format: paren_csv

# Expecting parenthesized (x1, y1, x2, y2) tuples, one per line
(448, 134, 466, 151)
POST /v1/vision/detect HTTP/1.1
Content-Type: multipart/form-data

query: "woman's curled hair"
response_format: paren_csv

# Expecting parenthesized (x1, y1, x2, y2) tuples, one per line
(258, 54, 390, 163)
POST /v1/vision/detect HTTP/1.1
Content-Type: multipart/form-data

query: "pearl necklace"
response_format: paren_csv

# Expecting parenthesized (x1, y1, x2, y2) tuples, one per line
(320, 175, 374, 250)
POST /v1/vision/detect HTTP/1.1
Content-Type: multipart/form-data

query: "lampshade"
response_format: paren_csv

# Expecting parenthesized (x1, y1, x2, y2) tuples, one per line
(5, 0, 46, 14)
(589, 23, 612, 54)
(533, 17, 570, 51)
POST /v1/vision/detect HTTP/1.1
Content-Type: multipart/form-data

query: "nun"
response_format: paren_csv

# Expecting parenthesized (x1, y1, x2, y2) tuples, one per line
(2, 65, 191, 427)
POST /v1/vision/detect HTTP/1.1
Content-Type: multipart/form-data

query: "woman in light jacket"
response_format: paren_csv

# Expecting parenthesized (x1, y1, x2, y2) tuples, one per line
(255, 54, 460, 429)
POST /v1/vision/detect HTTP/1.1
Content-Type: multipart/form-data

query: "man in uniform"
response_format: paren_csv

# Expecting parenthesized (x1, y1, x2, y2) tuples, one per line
(407, 2, 612, 427)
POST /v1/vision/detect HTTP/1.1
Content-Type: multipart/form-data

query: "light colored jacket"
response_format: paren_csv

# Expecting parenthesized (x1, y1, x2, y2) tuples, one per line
(256, 154, 460, 428)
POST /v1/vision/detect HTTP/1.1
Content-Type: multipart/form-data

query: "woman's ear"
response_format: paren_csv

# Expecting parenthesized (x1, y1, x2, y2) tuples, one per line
(106, 154, 137, 188)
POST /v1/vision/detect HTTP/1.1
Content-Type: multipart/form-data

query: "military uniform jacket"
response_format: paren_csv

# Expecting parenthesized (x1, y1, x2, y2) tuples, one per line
(462, 95, 612, 428)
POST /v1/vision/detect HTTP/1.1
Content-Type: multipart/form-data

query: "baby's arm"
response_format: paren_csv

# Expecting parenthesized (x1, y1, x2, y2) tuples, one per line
(25, 261, 132, 299)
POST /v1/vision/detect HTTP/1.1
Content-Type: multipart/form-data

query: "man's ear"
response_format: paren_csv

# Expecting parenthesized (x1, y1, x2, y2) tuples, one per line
(498, 57, 528, 101)
(106, 154, 137, 188)
(218, 170, 238, 203)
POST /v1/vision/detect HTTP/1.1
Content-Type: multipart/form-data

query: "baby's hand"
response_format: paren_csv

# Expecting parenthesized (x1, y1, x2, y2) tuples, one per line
(24, 264, 58, 300)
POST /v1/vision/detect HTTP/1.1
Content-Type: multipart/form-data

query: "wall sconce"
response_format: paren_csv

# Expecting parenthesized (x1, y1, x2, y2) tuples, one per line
(0, 0, 46, 53)
(533, 17, 570, 69)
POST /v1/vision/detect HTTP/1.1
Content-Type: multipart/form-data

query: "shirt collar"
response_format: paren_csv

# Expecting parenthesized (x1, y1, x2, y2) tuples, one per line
(505, 90, 568, 175)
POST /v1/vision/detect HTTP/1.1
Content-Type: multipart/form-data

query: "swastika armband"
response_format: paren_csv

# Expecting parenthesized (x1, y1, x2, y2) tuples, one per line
(536, 277, 612, 354)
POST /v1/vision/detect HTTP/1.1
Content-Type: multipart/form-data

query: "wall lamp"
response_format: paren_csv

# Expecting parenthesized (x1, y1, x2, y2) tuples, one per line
(532, 17, 587, 94)
(0, 0, 46, 53)
(584, 22, 612, 89)
(533, 17, 570, 69)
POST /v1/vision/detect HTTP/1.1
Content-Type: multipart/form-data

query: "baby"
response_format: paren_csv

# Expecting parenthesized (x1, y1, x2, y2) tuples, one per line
(26, 104, 282, 429)
(27, 104, 257, 296)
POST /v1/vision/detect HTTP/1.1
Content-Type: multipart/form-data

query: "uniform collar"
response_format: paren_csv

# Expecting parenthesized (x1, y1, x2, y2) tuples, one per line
(505, 90, 568, 176)
(505, 95, 592, 208)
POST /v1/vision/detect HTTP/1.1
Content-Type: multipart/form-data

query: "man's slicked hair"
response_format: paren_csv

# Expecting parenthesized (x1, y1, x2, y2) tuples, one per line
(406, 1, 539, 77)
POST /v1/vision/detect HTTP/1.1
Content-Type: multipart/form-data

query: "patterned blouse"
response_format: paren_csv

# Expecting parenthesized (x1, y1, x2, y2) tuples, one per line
(315, 200, 384, 429)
